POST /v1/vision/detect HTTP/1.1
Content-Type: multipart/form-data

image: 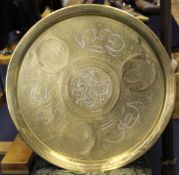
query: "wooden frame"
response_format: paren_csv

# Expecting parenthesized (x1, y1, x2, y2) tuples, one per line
(161, 0, 176, 174)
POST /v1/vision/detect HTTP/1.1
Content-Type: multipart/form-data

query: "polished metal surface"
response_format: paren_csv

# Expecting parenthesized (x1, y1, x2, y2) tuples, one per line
(6, 4, 175, 172)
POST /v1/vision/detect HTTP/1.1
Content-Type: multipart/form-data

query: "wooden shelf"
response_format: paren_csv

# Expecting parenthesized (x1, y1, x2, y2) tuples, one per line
(0, 142, 12, 155)
(0, 54, 11, 65)
(0, 135, 34, 174)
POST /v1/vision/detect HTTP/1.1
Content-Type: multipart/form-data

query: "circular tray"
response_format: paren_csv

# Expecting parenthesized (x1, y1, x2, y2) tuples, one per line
(6, 4, 175, 172)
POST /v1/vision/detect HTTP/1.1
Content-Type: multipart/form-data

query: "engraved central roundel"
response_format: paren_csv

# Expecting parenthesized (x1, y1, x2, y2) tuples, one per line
(70, 67, 112, 109)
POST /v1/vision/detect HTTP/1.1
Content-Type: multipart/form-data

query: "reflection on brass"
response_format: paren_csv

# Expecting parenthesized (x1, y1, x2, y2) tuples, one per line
(6, 5, 175, 172)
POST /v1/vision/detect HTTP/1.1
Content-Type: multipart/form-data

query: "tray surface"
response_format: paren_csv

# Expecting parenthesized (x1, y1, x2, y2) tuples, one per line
(6, 4, 175, 172)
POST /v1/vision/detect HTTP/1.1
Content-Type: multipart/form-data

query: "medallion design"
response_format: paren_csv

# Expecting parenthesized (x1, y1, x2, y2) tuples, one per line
(70, 67, 112, 109)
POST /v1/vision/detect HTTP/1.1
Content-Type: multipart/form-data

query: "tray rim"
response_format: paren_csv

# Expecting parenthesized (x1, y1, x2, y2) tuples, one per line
(6, 4, 176, 172)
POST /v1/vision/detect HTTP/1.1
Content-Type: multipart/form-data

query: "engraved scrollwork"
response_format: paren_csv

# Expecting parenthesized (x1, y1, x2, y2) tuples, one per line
(31, 83, 65, 125)
(122, 54, 157, 91)
(70, 68, 112, 108)
(74, 27, 124, 58)
(36, 101, 65, 126)
(36, 102, 55, 125)
(100, 119, 125, 143)
(121, 102, 143, 130)
(100, 102, 143, 143)
(130, 37, 146, 55)
(31, 83, 53, 103)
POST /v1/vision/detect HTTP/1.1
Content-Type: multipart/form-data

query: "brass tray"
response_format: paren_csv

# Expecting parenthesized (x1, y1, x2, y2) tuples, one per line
(6, 4, 175, 172)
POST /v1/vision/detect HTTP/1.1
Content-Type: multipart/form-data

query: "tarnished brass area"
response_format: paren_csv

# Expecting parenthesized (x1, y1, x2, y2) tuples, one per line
(6, 5, 175, 172)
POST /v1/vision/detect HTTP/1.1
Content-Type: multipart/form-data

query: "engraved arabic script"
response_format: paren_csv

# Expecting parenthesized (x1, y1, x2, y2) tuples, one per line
(100, 102, 143, 143)
(31, 84, 53, 102)
(70, 68, 112, 108)
(74, 28, 125, 58)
